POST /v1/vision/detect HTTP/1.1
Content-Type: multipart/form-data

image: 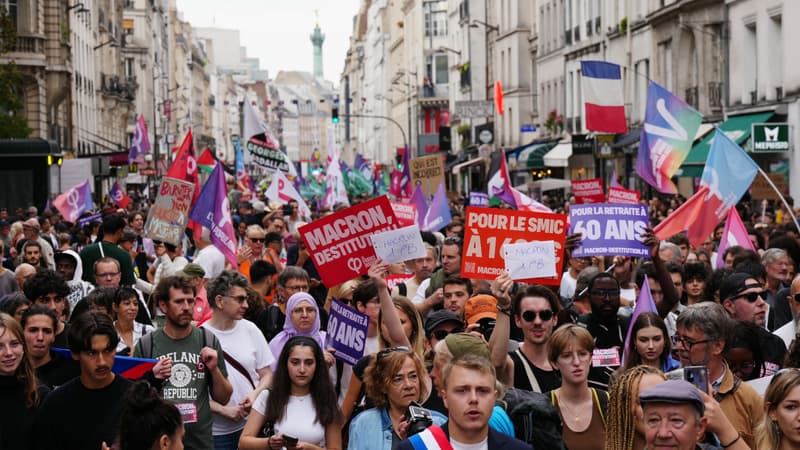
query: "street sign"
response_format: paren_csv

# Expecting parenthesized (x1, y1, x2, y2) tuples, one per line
(475, 123, 495, 144)
(751, 123, 789, 153)
(139, 168, 157, 176)
(454, 100, 494, 118)
(520, 124, 537, 133)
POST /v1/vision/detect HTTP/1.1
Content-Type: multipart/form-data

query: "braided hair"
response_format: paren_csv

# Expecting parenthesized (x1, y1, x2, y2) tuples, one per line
(605, 365, 666, 450)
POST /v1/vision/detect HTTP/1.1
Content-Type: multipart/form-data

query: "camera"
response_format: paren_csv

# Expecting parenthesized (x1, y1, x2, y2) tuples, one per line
(404, 401, 433, 436)
(477, 318, 496, 341)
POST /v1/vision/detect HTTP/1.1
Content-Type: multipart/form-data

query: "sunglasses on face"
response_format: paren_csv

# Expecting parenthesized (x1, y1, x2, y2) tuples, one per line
(521, 310, 554, 322)
(248, 237, 265, 243)
(736, 291, 765, 303)
(430, 328, 464, 341)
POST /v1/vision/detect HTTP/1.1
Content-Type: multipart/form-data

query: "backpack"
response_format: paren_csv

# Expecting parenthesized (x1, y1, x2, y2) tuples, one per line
(503, 387, 566, 450)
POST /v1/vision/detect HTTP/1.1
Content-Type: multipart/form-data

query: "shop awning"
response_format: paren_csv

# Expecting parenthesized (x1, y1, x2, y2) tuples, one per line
(530, 178, 572, 191)
(683, 111, 774, 166)
(543, 143, 573, 167)
(612, 128, 642, 148)
(451, 157, 487, 175)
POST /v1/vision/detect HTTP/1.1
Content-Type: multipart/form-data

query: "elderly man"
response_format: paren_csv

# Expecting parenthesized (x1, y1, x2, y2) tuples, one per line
(638, 379, 748, 450)
(673, 302, 763, 448)
(762, 248, 793, 329)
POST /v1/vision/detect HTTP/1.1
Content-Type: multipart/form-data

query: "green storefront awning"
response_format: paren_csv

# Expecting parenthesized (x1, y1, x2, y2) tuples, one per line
(525, 143, 556, 168)
(683, 111, 774, 166)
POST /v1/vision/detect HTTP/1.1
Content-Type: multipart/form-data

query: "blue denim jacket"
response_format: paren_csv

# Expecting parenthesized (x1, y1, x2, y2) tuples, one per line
(347, 407, 447, 450)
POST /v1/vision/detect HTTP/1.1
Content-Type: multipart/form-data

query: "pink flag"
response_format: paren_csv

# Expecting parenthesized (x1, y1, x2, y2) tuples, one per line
(487, 151, 552, 213)
(610, 168, 623, 189)
(715, 207, 755, 268)
(409, 184, 429, 228)
(622, 275, 658, 367)
(53, 180, 94, 222)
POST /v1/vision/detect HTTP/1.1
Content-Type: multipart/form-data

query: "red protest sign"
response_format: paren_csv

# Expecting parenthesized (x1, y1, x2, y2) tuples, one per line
(571, 178, 604, 204)
(607, 186, 641, 204)
(386, 273, 414, 292)
(390, 201, 418, 227)
(461, 206, 567, 285)
(300, 196, 400, 287)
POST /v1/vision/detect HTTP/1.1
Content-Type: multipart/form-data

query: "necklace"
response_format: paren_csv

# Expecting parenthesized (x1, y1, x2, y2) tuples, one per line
(556, 392, 593, 423)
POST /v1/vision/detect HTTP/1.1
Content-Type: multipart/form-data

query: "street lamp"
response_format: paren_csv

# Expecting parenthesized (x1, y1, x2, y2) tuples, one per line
(437, 46, 461, 56)
(67, 2, 90, 13)
(93, 38, 118, 51)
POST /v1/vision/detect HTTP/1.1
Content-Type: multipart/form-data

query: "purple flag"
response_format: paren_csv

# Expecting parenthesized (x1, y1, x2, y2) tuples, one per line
(422, 181, 452, 232)
(129, 114, 151, 164)
(621, 275, 659, 366)
(409, 184, 429, 228)
(189, 164, 237, 267)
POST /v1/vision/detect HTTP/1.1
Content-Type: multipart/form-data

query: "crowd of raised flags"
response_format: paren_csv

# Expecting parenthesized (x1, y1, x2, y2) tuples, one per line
(48, 59, 789, 274)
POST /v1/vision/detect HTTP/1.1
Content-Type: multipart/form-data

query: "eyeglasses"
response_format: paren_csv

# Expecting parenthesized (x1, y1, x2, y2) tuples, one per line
(248, 237, 265, 243)
(431, 328, 463, 341)
(590, 289, 620, 298)
(670, 335, 712, 350)
(224, 295, 249, 304)
(96, 272, 120, 278)
(521, 310, 554, 322)
(735, 291, 765, 303)
(284, 284, 309, 293)
(377, 346, 410, 359)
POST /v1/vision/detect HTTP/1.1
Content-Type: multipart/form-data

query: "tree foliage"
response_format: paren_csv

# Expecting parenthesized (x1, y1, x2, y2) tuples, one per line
(0, 5, 33, 139)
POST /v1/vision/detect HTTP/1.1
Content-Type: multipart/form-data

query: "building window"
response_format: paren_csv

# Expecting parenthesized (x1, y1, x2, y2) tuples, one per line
(0, 0, 17, 28)
(125, 58, 135, 78)
(424, 1, 447, 37)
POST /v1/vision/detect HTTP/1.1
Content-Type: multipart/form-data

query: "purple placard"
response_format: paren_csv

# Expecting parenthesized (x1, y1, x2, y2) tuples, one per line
(326, 298, 370, 366)
(568, 203, 651, 258)
(469, 192, 490, 206)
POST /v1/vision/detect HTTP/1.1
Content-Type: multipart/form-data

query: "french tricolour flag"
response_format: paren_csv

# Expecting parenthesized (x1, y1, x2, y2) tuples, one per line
(581, 61, 627, 134)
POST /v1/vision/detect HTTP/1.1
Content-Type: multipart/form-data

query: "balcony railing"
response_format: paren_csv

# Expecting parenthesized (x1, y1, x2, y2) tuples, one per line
(100, 73, 137, 101)
(459, 66, 471, 90)
(685, 86, 698, 109)
(420, 84, 448, 99)
(11, 35, 44, 54)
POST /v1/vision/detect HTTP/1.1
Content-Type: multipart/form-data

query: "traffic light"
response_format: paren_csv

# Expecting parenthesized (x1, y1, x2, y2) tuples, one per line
(331, 107, 340, 123)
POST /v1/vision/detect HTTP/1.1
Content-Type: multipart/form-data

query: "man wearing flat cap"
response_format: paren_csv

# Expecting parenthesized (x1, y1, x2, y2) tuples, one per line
(639, 379, 748, 450)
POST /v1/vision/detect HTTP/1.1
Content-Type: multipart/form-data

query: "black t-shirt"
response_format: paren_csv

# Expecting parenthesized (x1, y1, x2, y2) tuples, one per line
(757, 326, 787, 373)
(36, 351, 80, 389)
(53, 322, 69, 349)
(509, 349, 562, 392)
(33, 375, 132, 450)
(577, 313, 631, 389)
(0, 375, 50, 450)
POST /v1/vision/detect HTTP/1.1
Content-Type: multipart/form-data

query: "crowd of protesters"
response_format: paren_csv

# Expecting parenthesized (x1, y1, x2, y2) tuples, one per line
(2, 189, 800, 450)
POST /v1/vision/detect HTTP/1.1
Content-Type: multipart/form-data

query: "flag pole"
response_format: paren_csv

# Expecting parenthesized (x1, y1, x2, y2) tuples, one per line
(756, 166, 800, 234)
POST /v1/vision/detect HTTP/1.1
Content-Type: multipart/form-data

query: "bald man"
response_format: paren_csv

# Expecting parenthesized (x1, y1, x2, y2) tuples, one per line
(15, 263, 36, 291)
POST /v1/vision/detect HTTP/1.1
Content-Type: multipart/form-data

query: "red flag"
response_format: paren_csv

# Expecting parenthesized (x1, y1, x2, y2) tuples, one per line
(109, 181, 131, 209)
(654, 186, 722, 247)
(494, 81, 504, 115)
(167, 130, 202, 239)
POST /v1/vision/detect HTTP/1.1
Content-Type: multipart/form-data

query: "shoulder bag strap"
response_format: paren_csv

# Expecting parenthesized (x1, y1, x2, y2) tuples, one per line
(222, 350, 256, 389)
(514, 347, 542, 393)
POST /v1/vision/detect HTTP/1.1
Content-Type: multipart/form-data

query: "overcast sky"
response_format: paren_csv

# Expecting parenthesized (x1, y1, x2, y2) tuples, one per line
(175, 0, 361, 85)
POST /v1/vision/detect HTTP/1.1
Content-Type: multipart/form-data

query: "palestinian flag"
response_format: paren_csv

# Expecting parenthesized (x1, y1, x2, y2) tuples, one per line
(198, 147, 216, 173)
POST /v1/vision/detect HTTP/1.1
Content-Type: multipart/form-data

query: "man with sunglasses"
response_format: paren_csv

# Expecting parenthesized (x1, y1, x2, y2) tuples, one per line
(488, 273, 561, 392)
(719, 272, 785, 375)
(674, 302, 763, 449)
